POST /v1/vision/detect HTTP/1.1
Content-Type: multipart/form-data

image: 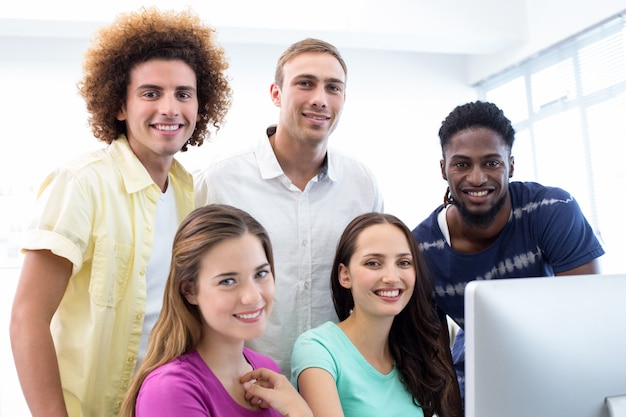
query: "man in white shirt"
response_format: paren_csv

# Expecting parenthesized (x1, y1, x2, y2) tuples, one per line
(195, 38, 383, 374)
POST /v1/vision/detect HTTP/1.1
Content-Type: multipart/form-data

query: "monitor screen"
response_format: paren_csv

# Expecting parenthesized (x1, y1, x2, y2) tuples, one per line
(465, 274, 626, 417)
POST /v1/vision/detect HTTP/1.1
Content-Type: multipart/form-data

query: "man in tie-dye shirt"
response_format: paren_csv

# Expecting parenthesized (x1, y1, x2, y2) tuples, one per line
(412, 100, 604, 405)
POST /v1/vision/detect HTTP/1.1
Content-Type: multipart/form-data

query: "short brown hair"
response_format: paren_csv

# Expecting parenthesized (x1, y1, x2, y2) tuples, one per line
(78, 7, 232, 149)
(274, 38, 347, 88)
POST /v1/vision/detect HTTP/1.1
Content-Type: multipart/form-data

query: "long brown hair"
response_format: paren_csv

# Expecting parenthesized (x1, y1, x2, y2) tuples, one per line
(119, 204, 274, 417)
(331, 212, 461, 417)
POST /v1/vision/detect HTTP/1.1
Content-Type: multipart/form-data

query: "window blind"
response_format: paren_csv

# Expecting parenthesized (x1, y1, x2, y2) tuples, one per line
(477, 12, 626, 273)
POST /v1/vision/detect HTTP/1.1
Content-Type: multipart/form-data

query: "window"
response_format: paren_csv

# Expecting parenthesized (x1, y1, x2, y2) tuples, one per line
(477, 12, 626, 274)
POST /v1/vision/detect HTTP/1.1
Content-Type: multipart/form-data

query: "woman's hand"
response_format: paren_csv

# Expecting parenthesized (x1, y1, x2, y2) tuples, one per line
(241, 368, 312, 417)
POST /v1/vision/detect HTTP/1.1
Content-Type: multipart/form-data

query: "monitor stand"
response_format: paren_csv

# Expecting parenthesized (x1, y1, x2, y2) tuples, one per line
(606, 395, 626, 417)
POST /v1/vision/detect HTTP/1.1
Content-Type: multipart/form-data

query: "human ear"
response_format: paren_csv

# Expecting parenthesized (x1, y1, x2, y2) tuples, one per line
(440, 159, 447, 181)
(338, 263, 352, 289)
(180, 280, 198, 305)
(116, 104, 127, 121)
(509, 155, 515, 178)
(270, 83, 281, 107)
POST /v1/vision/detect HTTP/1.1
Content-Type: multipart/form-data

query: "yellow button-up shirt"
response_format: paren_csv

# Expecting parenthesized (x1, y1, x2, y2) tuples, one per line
(23, 136, 194, 417)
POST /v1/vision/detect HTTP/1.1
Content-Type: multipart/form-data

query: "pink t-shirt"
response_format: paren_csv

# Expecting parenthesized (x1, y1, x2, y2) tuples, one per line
(136, 348, 282, 417)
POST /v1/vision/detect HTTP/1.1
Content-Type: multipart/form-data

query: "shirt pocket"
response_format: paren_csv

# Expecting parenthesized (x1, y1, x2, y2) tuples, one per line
(89, 237, 134, 307)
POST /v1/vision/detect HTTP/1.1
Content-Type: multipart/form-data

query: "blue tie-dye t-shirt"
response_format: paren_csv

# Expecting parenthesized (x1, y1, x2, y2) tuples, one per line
(413, 182, 604, 404)
(413, 181, 604, 328)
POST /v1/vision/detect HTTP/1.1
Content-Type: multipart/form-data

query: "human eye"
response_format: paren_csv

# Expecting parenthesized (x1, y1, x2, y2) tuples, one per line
(364, 259, 381, 268)
(454, 161, 469, 169)
(255, 269, 271, 279)
(486, 160, 501, 168)
(218, 277, 236, 286)
(177, 91, 192, 100)
(398, 258, 413, 268)
(327, 84, 342, 93)
(141, 90, 159, 99)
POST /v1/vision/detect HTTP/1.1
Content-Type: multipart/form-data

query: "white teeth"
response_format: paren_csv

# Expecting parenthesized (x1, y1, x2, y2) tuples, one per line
(377, 290, 400, 298)
(468, 190, 488, 197)
(154, 124, 179, 131)
(236, 311, 261, 320)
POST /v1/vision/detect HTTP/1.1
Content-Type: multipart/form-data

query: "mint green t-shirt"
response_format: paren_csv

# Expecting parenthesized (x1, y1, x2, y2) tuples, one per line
(291, 321, 425, 417)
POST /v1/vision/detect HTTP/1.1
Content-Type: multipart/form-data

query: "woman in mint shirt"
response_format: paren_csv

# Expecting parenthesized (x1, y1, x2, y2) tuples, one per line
(291, 213, 462, 417)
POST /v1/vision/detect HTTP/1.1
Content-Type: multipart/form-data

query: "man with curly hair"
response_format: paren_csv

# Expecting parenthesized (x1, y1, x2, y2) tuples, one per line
(10, 8, 231, 417)
(412, 100, 604, 406)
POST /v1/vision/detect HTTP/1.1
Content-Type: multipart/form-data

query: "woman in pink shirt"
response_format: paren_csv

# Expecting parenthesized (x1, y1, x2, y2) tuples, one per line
(120, 204, 311, 417)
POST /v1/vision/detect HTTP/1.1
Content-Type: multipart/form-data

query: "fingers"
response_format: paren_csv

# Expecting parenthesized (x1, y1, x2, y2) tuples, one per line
(241, 367, 281, 385)
(246, 393, 267, 409)
(243, 383, 271, 409)
(241, 369, 313, 417)
(241, 369, 286, 407)
(241, 369, 280, 409)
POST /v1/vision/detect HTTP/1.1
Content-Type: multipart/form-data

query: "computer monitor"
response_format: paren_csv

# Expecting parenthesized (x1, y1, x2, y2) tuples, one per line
(465, 274, 626, 417)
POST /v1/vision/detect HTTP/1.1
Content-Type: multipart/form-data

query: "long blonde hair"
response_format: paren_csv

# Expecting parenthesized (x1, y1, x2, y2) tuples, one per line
(119, 204, 274, 417)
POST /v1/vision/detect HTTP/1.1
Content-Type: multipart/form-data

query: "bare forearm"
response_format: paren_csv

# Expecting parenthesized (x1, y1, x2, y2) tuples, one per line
(285, 409, 313, 417)
(10, 250, 72, 417)
(10, 318, 68, 417)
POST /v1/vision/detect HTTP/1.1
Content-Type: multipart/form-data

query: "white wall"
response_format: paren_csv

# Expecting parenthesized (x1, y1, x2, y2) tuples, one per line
(0, 36, 473, 416)
(0, 0, 528, 55)
(468, 0, 626, 83)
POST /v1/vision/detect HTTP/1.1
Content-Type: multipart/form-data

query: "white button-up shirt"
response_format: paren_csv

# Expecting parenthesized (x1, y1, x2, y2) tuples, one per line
(194, 126, 383, 373)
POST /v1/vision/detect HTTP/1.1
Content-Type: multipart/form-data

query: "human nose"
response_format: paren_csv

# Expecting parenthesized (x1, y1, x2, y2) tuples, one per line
(310, 85, 327, 108)
(159, 94, 179, 117)
(240, 279, 262, 305)
(381, 266, 401, 284)
(466, 165, 487, 185)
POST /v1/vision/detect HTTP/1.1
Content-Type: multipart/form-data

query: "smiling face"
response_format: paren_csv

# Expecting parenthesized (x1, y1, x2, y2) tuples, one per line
(185, 233, 274, 344)
(338, 223, 415, 320)
(441, 126, 514, 227)
(117, 59, 199, 166)
(270, 52, 346, 147)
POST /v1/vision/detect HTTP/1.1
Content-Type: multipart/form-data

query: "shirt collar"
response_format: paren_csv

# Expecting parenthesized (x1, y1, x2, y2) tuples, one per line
(108, 135, 191, 194)
(260, 125, 334, 183)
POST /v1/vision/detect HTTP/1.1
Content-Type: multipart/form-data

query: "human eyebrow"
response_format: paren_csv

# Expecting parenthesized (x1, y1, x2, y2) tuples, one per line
(448, 154, 471, 161)
(175, 85, 197, 93)
(293, 74, 345, 84)
(361, 252, 385, 259)
(212, 271, 238, 281)
(325, 77, 345, 86)
(134, 85, 196, 92)
(480, 153, 507, 160)
(136, 84, 163, 91)
(255, 263, 271, 271)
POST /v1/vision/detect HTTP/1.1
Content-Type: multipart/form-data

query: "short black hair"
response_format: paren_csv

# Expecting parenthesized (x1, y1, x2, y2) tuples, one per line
(439, 101, 515, 152)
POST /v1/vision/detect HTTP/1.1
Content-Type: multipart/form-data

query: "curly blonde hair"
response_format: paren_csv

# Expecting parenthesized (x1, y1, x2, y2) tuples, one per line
(78, 7, 232, 149)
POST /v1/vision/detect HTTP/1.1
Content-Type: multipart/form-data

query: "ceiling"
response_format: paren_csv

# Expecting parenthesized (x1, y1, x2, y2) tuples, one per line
(0, 0, 528, 55)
